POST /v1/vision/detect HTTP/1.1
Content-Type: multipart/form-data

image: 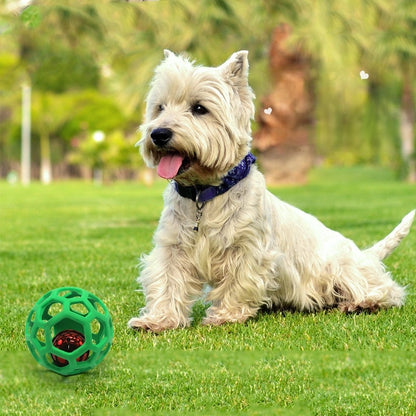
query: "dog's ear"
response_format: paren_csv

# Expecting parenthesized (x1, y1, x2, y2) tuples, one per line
(219, 50, 249, 82)
(219, 51, 255, 120)
(164, 49, 175, 59)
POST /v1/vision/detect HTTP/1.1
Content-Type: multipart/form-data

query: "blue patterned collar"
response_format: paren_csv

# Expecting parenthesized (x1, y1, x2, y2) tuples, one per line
(174, 153, 256, 203)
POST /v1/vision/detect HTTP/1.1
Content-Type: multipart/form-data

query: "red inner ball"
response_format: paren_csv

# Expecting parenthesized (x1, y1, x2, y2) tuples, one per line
(51, 330, 90, 367)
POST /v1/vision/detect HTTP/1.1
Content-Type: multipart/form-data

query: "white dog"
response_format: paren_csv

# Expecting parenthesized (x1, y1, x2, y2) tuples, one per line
(128, 50, 414, 332)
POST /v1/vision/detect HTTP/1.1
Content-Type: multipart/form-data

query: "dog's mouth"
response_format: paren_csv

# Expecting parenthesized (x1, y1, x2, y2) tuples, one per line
(157, 153, 191, 179)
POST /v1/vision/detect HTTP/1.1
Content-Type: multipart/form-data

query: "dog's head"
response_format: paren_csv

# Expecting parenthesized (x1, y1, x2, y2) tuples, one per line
(138, 50, 255, 186)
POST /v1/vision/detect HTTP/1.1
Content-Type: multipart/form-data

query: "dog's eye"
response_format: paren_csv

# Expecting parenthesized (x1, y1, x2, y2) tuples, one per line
(157, 104, 165, 113)
(191, 103, 208, 115)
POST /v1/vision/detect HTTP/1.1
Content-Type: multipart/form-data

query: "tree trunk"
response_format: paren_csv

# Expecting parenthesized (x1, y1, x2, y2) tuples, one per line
(253, 24, 314, 184)
(40, 130, 52, 184)
(400, 69, 415, 182)
(21, 84, 31, 185)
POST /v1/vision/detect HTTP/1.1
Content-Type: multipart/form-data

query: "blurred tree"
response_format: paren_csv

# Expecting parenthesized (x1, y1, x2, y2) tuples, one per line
(254, 23, 315, 184)
(278, 1, 370, 161)
(29, 43, 99, 93)
(29, 89, 129, 180)
(68, 130, 143, 182)
(0, 0, 414, 181)
(104, 0, 244, 113)
(371, 0, 416, 181)
(252, 0, 414, 177)
(31, 92, 70, 183)
(59, 90, 127, 140)
(0, 51, 22, 175)
(7, 1, 107, 182)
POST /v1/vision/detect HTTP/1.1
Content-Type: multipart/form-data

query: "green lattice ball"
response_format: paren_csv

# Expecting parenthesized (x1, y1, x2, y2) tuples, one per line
(25, 287, 113, 376)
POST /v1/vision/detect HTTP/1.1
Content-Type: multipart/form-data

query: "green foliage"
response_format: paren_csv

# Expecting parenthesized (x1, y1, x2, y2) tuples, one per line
(68, 129, 142, 172)
(59, 90, 128, 140)
(30, 92, 72, 134)
(0, 52, 21, 89)
(0, 167, 415, 414)
(20, 5, 42, 29)
(103, 130, 143, 169)
(0, 0, 415, 177)
(16, 4, 101, 92)
(1, 89, 132, 176)
(30, 44, 100, 92)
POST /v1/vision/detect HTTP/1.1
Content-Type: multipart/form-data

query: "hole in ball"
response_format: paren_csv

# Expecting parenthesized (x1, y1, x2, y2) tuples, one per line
(70, 302, 89, 316)
(90, 299, 105, 315)
(58, 289, 72, 298)
(47, 302, 63, 317)
(90, 318, 101, 335)
(36, 328, 46, 345)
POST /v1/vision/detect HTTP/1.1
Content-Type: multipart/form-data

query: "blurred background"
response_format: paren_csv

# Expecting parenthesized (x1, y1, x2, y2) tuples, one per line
(0, 0, 415, 185)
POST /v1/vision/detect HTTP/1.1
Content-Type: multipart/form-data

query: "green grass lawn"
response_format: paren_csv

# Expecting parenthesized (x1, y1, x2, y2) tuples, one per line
(1, 166, 416, 415)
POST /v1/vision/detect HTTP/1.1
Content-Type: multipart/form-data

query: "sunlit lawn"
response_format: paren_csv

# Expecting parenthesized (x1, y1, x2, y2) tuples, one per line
(1, 166, 416, 415)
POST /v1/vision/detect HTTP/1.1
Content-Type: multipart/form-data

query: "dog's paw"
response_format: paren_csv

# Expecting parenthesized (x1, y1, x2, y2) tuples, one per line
(128, 317, 151, 331)
(201, 316, 230, 327)
(201, 307, 251, 327)
(338, 300, 380, 314)
(128, 316, 187, 333)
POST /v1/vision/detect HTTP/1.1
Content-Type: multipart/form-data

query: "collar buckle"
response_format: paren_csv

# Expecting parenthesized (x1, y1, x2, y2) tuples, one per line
(193, 191, 206, 232)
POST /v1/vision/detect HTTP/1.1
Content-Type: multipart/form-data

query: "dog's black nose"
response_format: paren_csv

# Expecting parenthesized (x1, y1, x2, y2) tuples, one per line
(151, 128, 173, 147)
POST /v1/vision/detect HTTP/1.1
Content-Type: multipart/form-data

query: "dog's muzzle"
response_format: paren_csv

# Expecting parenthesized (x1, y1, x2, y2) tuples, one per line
(151, 128, 173, 147)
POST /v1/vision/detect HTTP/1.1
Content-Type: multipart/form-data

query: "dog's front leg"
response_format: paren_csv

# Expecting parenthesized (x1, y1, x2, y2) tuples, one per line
(128, 245, 202, 332)
(202, 250, 267, 326)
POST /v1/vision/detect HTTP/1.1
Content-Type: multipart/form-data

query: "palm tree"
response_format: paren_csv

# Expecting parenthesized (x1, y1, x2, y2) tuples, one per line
(250, 1, 370, 162)
(105, 0, 244, 114)
(252, 0, 414, 177)
(371, 0, 416, 181)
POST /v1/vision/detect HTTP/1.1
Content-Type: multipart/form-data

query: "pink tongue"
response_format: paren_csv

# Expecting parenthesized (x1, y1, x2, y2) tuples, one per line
(157, 154, 185, 179)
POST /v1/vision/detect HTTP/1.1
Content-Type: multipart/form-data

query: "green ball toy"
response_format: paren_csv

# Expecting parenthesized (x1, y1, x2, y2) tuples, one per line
(25, 287, 113, 376)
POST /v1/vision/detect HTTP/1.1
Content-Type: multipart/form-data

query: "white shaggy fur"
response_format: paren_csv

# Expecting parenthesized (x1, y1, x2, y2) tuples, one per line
(128, 50, 414, 332)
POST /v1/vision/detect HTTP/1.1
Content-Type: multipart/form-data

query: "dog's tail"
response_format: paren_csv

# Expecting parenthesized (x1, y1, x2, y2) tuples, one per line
(365, 210, 415, 261)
